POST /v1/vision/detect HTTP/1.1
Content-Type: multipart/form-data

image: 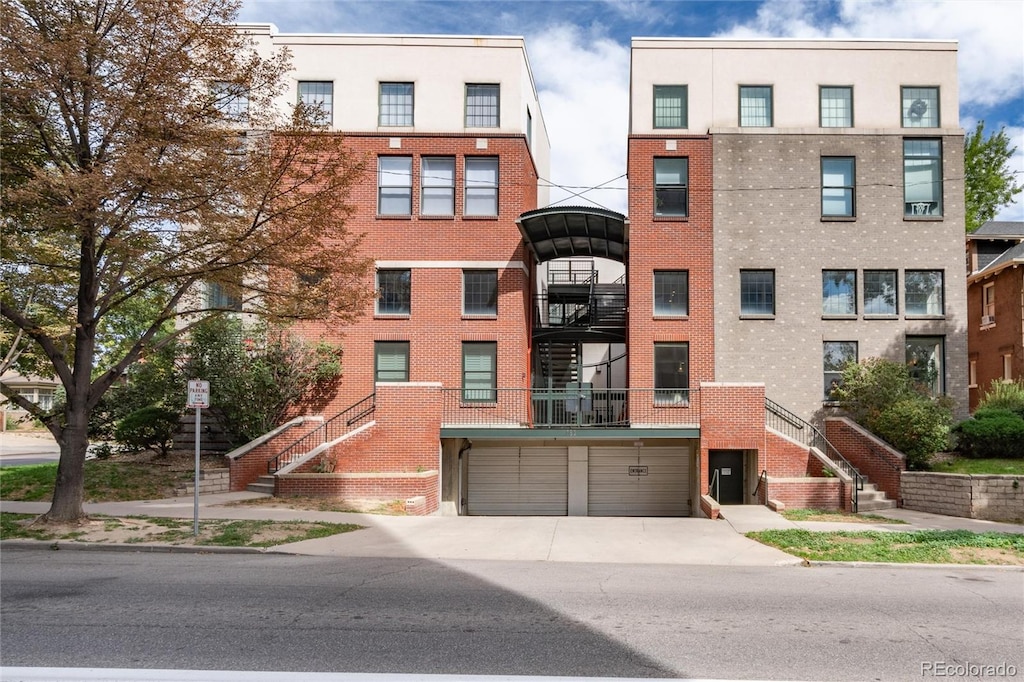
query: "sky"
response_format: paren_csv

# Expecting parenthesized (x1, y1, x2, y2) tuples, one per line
(238, 0, 1024, 220)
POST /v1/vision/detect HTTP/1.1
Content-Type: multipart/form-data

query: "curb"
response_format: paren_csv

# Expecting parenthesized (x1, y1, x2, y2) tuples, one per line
(0, 539, 299, 556)
(802, 559, 1024, 571)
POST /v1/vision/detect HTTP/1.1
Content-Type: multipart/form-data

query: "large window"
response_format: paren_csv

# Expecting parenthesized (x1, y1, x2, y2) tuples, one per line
(821, 157, 855, 217)
(820, 86, 853, 127)
(905, 270, 944, 316)
(465, 157, 498, 216)
(463, 270, 498, 315)
(462, 342, 497, 402)
(379, 82, 414, 126)
(298, 81, 333, 125)
(906, 335, 945, 395)
(654, 85, 688, 128)
(863, 270, 897, 315)
(904, 139, 942, 216)
(465, 84, 500, 127)
(378, 156, 412, 216)
(822, 270, 856, 316)
(824, 341, 858, 400)
(212, 81, 249, 121)
(654, 158, 688, 217)
(376, 269, 411, 315)
(207, 280, 242, 312)
(375, 341, 409, 382)
(654, 271, 689, 316)
(654, 343, 690, 404)
(982, 282, 996, 324)
(421, 157, 455, 216)
(739, 85, 772, 127)
(740, 270, 775, 316)
(902, 86, 939, 127)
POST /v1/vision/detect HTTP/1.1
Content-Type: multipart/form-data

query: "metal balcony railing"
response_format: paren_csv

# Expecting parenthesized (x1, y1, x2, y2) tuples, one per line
(533, 290, 627, 329)
(441, 387, 699, 428)
(546, 260, 596, 284)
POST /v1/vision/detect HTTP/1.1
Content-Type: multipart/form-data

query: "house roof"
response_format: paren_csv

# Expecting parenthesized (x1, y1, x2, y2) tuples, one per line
(969, 220, 1024, 239)
(516, 206, 629, 263)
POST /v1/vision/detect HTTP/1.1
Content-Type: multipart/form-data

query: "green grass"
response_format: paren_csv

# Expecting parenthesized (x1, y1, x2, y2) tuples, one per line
(780, 508, 906, 524)
(748, 528, 1024, 564)
(931, 458, 1024, 475)
(0, 461, 190, 502)
(0, 512, 362, 548)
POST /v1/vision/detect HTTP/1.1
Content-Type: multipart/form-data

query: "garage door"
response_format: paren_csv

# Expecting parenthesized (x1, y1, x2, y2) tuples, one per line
(467, 447, 568, 515)
(588, 446, 690, 516)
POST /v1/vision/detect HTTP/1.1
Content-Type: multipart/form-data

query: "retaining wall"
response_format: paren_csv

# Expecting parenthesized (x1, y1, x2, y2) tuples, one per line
(901, 472, 1024, 522)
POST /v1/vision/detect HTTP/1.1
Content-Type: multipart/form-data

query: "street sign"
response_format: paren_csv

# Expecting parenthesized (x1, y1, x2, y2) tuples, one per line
(187, 380, 210, 409)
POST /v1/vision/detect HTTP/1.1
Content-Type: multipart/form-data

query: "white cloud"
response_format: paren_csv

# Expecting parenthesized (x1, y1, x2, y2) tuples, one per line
(527, 23, 631, 213)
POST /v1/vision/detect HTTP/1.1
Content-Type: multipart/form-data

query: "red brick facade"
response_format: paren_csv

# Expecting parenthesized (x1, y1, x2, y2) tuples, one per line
(825, 417, 905, 503)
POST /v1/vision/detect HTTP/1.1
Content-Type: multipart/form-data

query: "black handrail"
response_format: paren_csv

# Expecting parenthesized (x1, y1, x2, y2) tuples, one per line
(765, 398, 863, 512)
(753, 469, 768, 500)
(267, 393, 376, 474)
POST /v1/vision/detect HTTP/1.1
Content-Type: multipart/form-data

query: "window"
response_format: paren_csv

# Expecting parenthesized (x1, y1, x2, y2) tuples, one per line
(654, 85, 688, 128)
(906, 335, 944, 395)
(212, 81, 249, 121)
(465, 157, 498, 216)
(902, 86, 939, 127)
(741, 270, 775, 316)
(821, 157, 855, 217)
(463, 270, 498, 316)
(654, 343, 690, 404)
(375, 341, 409, 382)
(1004, 354, 1014, 382)
(298, 81, 333, 125)
(654, 271, 689, 316)
(863, 270, 897, 315)
(462, 342, 497, 402)
(904, 139, 942, 216)
(739, 86, 772, 127)
(824, 341, 857, 401)
(207, 280, 242, 312)
(379, 82, 414, 126)
(969, 359, 977, 388)
(378, 156, 412, 216)
(820, 86, 853, 127)
(822, 270, 856, 316)
(654, 158, 688, 217)
(376, 269, 410, 315)
(421, 157, 455, 216)
(982, 283, 996, 324)
(465, 84, 499, 127)
(905, 270, 944, 316)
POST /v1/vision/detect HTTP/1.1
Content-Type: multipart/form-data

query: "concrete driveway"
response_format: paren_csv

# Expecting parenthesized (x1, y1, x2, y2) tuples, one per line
(0, 432, 60, 467)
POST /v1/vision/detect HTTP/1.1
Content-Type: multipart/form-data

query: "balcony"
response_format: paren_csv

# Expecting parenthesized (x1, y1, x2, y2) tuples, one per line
(440, 388, 700, 438)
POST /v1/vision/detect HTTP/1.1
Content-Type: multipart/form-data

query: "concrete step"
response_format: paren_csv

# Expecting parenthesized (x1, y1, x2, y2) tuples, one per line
(246, 475, 275, 495)
(857, 497, 898, 512)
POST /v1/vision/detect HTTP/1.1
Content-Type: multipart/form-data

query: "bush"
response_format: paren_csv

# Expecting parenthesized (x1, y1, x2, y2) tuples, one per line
(977, 380, 1024, 419)
(954, 407, 1024, 459)
(113, 406, 180, 456)
(872, 399, 952, 470)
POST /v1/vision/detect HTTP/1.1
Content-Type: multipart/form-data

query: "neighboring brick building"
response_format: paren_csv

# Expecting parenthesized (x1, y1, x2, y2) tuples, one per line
(227, 28, 966, 517)
(966, 221, 1024, 411)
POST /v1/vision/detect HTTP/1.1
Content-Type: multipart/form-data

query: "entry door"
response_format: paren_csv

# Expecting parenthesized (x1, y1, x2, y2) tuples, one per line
(709, 450, 744, 504)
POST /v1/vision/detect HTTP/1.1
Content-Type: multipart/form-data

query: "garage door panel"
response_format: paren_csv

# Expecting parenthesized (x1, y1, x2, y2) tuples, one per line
(589, 446, 690, 517)
(467, 447, 567, 516)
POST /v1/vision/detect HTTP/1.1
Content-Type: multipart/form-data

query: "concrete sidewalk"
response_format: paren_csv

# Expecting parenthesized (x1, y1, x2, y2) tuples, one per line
(3, 493, 1022, 566)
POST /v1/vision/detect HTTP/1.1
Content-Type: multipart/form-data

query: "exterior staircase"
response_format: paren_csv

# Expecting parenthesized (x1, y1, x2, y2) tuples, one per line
(856, 480, 897, 511)
(246, 475, 275, 495)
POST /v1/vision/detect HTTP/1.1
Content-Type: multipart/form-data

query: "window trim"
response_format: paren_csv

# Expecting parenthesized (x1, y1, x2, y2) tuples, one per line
(740, 269, 776, 318)
(653, 85, 688, 129)
(903, 138, 943, 218)
(377, 156, 413, 217)
(375, 341, 410, 383)
(462, 341, 497, 403)
(420, 156, 455, 217)
(462, 269, 499, 317)
(378, 82, 414, 127)
(465, 83, 500, 128)
(822, 269, 857, 318)
(653, 157, 689, 218)
(738, 85, 773, 127)
(464, 156, 499, 217)
(821, 156, 856, 218)
(297, 80, 334, 126)
(653, 270, 689, 317)
(819, 85, 853, 128)
(863, 269, 898, 317)
(901, 85, 940, 128)
(823, 340, 858, 402)
(375, 269, 411, 316)
(982, 282, 996, 325)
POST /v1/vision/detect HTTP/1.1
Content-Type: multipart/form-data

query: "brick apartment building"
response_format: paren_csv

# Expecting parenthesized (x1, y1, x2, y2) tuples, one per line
(226, 27, 967, 518)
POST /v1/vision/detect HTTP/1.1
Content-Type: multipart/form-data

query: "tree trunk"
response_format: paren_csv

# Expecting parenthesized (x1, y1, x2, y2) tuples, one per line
(43, 411, 90, 522)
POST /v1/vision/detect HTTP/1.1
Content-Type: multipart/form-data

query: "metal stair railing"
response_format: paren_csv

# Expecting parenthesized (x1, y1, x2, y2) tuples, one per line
(267, 393, 376, 474)
(765, 398, 864, 512)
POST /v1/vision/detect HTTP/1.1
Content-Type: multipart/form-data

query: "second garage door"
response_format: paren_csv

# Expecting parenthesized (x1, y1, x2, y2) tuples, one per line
(588, 446, 690, 516)
(467, 446, 568, 515)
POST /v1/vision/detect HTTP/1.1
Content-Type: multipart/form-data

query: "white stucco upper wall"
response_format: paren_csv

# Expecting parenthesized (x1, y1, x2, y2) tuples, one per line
(630, 39, 960, 134)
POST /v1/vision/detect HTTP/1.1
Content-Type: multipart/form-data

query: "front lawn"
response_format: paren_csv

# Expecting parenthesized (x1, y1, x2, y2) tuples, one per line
(780, 508, 906, 524)
(930, 458, 1024, 476)
(0, 461, 191, 502)
(748, 528, 1024, 565)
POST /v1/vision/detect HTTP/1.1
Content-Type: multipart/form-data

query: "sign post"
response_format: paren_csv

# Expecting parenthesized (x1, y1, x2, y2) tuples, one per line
(186, 380, 210, 537)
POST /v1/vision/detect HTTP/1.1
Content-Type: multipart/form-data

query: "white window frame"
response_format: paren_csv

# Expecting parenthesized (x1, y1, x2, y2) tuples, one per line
(982, 283, 996, 325)
(464, 157, 498, 216)
(378, 156, 412, 216)
(421, 156, 455, 216)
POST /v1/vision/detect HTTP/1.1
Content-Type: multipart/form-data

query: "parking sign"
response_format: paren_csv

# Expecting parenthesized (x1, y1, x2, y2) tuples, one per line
(187, 380, 210, 408)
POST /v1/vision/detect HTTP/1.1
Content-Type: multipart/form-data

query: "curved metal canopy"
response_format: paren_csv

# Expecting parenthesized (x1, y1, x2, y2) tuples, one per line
(516, 206, 628, 264)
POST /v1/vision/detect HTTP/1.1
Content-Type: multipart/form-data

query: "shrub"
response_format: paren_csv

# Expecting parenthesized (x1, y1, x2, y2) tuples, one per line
(977, 380, 1024, 419)
(113, 406, 180, 457)
(954, 407, 1024, 459)
(872, 398, 952, 470)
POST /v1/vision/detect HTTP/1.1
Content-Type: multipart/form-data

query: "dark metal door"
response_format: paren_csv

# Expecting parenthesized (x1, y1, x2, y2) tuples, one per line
(709, 450, 744, 504)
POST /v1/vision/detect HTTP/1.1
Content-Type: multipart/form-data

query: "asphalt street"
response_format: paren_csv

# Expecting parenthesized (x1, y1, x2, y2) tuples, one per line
(2, 550, 1022, 681)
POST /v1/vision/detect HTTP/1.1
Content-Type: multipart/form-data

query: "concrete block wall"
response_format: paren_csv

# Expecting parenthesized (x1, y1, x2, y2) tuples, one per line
(174, 468, 230, 496)
(902, 472, 1024, 522)
(825, 417, 905, 501)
